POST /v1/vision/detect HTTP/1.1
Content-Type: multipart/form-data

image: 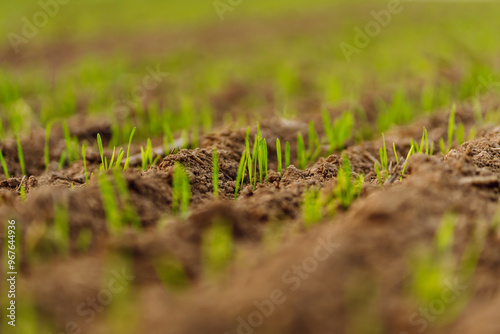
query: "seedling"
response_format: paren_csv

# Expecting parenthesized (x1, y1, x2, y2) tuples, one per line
(412, 127, 433, 155)
(302, 188, 323, 228)
(376, 89, 415, 132)
(297, 133, 306, 170)
(115, 148, 125, 169)
(401, 145, 415, 178)
(162, 123, 174, 158)
(202, 221, 234, 276)
(258, 137, 264, 184)
(20, 184, 26, 201)
(240, 126, 269, 189)
(212, 148, 219, 199)
(374, 134, 389, 185)
(140, 139, 154, 171)
(123, 127, 136, 171)
(98, 170, 141, 233)
(53, 202, 69, 256)
(172, 163, 191, 216)
(323, 110, 354, 153)
(17, 135, 26, 176)
(307, 121, 321, 163)
(336, 155, 364, 209)
(434, 212, 457, 255)
(44, 123, 51, 172)
(62, 121, 80, 163)
(251, 134, 259, 187)
(234, 150, 247, 199)
(263, 138, 269, 183)
(97, 134, 105, 171)
(0, 149, 9, 179)
(82, 143, 89, 185)
(98, 173, 122, 233)
(244, 128, 253, 186)
(407, 212, 482, 311)
(154, 255, 189, 290)
(112, 169, 141, 230)
(257, 137, 268, 185)
(58, 151, 67, 170)
(440, 104, 457, 154)
(276, 138, 283, 177)
(393, 143, 399, 165)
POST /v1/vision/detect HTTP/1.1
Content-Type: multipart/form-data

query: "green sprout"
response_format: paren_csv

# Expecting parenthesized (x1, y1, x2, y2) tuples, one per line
(297, 133, 306, 170)
(302, 188, 323, 228)
(212, 148, 219, 199)
(434, 212, 457, 255)
(258, 137, 264, 184)
(123, 127, 136, 170)
(412, 127, 433, 155)
(162, 123, 174, 157)
(20, 184, 26, 201)
(154, 255, 189, 290)
(115, 148, 125, 169)
(97, 133, 105, 171)
(376, 89, 415, 133)
(140, 139, 154, 171)
(240, 126, 269, 190)
(264, 138, 268, 183)
(98, 170, 141, 234)
(82, 143, 89, 185)
(172, 163, 191, 216)
(401, 145, 415, 178)
(58, 150, 67, 170)
(17, 135, 26, 176)
(323, 110, 354, 153)
(276, 138, 283, 177)
(407, 212, 477, 310)
(62, 121, 80, 163)
(124, 127, 136, 171)
(440, 104, 457, 154)
(244, 128, 253, 186)
(202, 221, 234, 276)
(393, 143, 399, 165)
(251, 134, 258, 188)
(234, 150, 247, 199)
(112, 169, 141, 230)
(53, 202, 70, 256)
(307, 121, 321, 163)
(0, 149, 9, 179)
(374, 134, 388, 185)
(336, 155, 364, 209)
(98, 173, 122, 233)
(256, 136, 268, 186)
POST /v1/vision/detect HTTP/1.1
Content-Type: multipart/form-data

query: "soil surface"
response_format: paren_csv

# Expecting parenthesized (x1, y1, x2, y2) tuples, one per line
(1, 94, 500, 334)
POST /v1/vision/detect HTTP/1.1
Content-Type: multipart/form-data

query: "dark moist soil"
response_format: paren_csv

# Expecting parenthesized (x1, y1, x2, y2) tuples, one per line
(2, 97, 500, 334)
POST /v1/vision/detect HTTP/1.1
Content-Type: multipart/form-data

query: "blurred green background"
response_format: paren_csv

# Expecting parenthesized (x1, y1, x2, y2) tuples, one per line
(0, 0, 499, 143)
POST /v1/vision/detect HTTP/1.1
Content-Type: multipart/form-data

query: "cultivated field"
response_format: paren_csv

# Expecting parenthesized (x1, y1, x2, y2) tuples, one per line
(1, 1, 500, 333)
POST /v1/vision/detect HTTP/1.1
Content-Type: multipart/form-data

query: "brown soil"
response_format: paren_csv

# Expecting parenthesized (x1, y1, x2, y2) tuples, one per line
(1, 94, 500, 334)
